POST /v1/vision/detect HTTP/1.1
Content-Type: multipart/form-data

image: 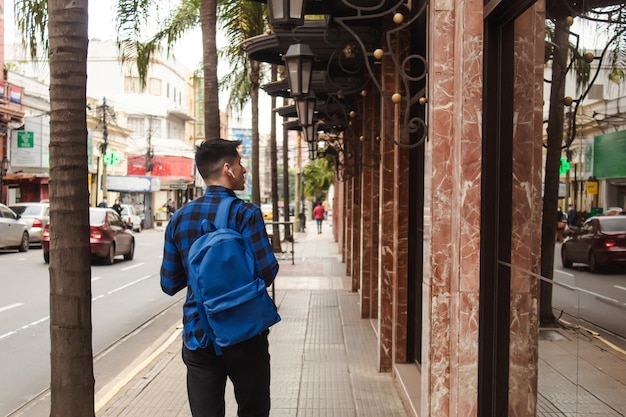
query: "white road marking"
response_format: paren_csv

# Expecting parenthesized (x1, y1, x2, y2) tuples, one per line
(0, 303, 23, 313)
(615, 285, 626, 291)
(0, 274, 156, 342)
(121, 263, 144, 271)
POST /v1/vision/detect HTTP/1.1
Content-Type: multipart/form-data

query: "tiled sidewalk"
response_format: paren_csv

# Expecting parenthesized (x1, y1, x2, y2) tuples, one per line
(96, 221, 410, 417)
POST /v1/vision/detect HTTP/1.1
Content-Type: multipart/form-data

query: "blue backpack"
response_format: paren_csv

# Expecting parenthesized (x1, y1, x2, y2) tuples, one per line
(188, 196, 280, 349)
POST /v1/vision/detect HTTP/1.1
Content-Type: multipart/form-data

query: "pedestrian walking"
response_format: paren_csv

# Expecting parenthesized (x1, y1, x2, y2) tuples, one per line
(313, 202, 325, 234)
(160, 138, 279, 417)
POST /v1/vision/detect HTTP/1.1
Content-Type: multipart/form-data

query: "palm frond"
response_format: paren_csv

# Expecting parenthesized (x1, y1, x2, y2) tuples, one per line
(14, 0, 48, 58)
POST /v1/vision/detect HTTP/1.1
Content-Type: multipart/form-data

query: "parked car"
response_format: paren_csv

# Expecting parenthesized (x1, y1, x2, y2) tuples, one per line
(42, 207, 135, 265)
(9, 201, 50, 244)
(0, 203, 30, 252)
(120, 204, 142, 233)
(561, 215, 626, 273)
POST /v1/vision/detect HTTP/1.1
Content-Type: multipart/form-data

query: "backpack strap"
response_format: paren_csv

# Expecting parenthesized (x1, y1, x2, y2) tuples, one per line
(215, 196, 236, 229)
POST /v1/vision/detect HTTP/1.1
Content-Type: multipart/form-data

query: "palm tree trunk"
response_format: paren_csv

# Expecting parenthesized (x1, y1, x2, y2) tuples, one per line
(270, 65, 281, 252)
(201, 0, 220, 138)
(251, 59, 261, 204)
(48, 0, 94, 415)
(540, 17, 569, 327)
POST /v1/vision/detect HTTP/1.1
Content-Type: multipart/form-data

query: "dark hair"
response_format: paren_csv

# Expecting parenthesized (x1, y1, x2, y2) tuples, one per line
(195, 138, 242, 179)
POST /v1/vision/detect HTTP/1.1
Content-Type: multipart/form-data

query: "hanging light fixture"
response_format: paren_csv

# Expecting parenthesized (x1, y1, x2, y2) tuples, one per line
(283, 43, 315, 97)
(303, 125, 317, 159)
(267, 0, 306, 28)
(295, 92, 316, 127)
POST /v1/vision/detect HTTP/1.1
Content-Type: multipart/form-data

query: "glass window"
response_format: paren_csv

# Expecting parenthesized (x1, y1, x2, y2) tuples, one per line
(128, 117, 145, 136)
(149, 78, 162, 96)
(124, 77, 142, 93)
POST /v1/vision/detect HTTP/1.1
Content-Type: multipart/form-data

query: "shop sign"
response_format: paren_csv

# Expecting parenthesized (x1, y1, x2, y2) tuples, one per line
(586, 180, 598, 195)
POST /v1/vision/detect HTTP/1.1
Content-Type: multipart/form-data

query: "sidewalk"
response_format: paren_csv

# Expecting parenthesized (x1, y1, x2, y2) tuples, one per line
(92, 220, 626, 417)
(95, 220, 410, 417)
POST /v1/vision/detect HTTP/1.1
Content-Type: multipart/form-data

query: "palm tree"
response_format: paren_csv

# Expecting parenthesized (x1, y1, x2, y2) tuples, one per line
(218, 0, 268, 205)
(303, 158, 335, 203)
(115, 0, 220, 139)
(15, 0, 94, 415)
(116, 0, 269, 204)
(541, 5, 626, 325)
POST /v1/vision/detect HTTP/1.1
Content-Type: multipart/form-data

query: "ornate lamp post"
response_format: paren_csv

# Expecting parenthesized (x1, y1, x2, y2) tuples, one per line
(283, 43, 315, 98)
(295, 92, 317, 127)
(267, 0, 306, 28)
(0, 157, 10, 204)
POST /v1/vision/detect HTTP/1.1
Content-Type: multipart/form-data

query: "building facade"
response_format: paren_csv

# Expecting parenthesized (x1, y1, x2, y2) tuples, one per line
(241, 1, 618, 416)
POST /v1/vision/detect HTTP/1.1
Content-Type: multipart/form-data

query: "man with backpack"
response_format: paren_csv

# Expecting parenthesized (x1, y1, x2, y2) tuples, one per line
(160, 138, 279, 417)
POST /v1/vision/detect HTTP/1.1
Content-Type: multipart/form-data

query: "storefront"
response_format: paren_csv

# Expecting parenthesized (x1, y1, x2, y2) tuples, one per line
(106, 175, 160, 229)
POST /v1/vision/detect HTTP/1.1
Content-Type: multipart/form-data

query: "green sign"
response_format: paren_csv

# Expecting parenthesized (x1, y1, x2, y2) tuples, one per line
(17, 131, 34, 148)
(594, 130, 626, 178)
(104, 150, 121, 166)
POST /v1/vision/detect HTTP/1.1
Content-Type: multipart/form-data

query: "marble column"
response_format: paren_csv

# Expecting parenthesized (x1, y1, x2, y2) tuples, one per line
(425, 0, 484, 415)
(508, 4, 544, 417)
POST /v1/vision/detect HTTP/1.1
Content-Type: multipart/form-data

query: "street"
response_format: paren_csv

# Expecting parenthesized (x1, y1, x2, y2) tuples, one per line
(0, 229, 184, 417)
(553, 242, 626, 339)
(0, 235, 624, 416)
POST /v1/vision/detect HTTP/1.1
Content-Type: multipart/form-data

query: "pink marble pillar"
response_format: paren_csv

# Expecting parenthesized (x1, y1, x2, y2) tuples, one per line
(352, 153, 362, 292)
(508, 5, 544, 417)
(379, 54, 397, 372)
(425, 0, 484, 415)
(359, 89, 381, 319)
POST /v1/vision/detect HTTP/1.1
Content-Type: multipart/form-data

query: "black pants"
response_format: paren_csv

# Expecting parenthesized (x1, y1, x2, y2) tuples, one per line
(182, 331, 270, 417)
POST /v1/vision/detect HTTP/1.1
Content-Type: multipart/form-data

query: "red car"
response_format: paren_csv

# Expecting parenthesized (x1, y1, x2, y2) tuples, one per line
(42, 208, 135, 265)
(561, 216, 626, 273)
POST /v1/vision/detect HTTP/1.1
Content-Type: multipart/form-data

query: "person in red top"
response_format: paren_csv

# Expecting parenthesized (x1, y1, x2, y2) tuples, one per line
(313, 202, 325, 234)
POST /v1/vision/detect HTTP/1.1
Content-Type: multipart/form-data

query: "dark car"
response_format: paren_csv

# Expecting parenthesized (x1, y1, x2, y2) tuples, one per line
(42, 207, 135, 265)
(9, 202, 50, 244)
(561, 216, 626, 273)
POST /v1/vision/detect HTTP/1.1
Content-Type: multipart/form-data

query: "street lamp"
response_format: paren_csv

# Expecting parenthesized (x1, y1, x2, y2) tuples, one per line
(303, 125, 317, 160)
(295, 92, 316, 127)
(0, 157, 10, 204)
(267, 0, 306, 28)
(283, 43, 315, 98)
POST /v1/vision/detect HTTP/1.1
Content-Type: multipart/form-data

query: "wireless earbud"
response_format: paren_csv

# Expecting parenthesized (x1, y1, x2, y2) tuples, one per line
(228, 168, 236, 178)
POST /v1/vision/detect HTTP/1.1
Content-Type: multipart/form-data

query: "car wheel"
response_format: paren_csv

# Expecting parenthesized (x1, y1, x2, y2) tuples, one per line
(18, 232, 30, 252)
(43, 251, 50, 264)
(589, 251, 602, 274)
(104, 244, 116, 265)
(561, 246, 572, 268)
(124, 240, 135, 261)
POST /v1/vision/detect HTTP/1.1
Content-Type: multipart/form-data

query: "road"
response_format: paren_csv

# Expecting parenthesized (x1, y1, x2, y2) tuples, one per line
(0, 236, 624, 416)
(0, 229, 184, 417)
(553, 243, 626, 340)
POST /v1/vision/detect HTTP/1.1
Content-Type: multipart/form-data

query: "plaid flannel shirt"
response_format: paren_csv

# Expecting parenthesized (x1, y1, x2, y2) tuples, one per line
(160, 186, 279, 350)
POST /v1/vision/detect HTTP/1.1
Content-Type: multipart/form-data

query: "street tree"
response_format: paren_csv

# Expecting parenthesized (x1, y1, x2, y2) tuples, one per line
(14, 0, 94, 415)
(302, 157, 335, 203)
(218, 0, 268, 206)
(115, 0, 220, 139)
(541, 2, 626, 325)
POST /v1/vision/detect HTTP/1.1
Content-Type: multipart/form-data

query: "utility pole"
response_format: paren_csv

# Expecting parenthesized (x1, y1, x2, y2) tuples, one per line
(146, 117, 154, 174)
(97, 98, 115, 199)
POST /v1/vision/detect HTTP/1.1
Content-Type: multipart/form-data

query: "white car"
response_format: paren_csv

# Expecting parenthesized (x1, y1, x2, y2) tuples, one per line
(9, 201, 50, 244)
(120, 204, 142, 233)
(0, 203, 30, 252)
